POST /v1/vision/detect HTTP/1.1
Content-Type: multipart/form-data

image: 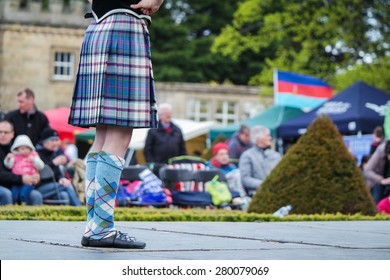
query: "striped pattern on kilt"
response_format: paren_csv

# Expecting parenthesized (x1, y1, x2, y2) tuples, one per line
(68, 13, 158, 128)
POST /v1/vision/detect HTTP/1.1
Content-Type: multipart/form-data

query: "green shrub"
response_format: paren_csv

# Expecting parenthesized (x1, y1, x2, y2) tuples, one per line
(0, 205, 388, 221)
(248, 115, 377, 215)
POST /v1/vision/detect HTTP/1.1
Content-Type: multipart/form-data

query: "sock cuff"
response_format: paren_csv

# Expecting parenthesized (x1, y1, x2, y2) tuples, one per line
(97, 151, 125, 170)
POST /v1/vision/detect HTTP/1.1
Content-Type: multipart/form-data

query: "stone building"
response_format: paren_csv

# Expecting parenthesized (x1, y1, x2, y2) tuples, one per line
(0, 0, 270, 124)
(0, 0, 88, 113)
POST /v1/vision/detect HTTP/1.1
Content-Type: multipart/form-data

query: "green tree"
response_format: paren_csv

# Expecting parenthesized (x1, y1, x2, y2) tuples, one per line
(330, 56, 390, 93)
(212, 0, 389, 86)
(151, 0, 257, 84)
(248, 115, 377, 215)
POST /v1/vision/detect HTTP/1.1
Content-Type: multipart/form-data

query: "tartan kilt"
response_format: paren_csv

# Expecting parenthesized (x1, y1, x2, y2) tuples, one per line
(68, 13, 158, 129)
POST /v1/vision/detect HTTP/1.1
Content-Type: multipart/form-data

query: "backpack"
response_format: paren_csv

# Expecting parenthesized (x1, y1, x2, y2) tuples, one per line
(205, 175, 232, 206)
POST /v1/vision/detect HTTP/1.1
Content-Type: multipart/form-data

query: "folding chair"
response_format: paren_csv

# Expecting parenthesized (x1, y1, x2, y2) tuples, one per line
(39, 164, 69, 205)
(160, 168, 212, 208)
(120, 165, 149, 181)
(159, 168, 195, 191)
(168, 155, 206, 165)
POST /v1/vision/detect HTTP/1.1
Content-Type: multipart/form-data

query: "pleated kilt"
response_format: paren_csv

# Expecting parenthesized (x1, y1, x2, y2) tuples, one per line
(68, 13, 158, 128)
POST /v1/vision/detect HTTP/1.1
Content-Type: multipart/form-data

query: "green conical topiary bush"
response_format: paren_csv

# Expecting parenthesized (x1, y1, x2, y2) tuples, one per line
(247, 115, 377, 215)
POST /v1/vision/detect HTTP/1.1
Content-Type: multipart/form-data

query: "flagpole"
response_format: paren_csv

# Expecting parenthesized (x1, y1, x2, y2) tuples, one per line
(273, 68, 278, 106)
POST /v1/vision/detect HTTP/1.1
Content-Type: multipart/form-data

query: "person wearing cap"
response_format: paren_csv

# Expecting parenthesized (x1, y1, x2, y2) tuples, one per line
(0, 120, 43, 205)
(239, 125, 282, 196)
(207, 142, 237, 174)
(3, 135, 45, 204)
(207, 142, 250, 208)
(36, 128, 82, 206)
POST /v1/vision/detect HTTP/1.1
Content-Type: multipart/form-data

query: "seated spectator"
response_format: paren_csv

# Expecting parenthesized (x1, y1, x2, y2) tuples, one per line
(377, 196, 390, 214)
(3, 135, 45, 205)
(36, 128, 81, 206)
(0, 120, 42, 205)
(207, 142, 250, 209)
(207, 142, 237, 174)
(370, 126, 384, 156)
(239, 125, 282, 196)
(226, 124, 253, 162)
(364, 140, 390, 204)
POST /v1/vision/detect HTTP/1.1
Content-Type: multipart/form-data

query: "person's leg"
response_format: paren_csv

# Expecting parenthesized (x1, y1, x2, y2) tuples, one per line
(91, 125, 132, 236)
(83, 125, 107, 237)
(59, 190, 70, 205)
(36, 183, 60, 199)
(371, 184, 385, 204)
(11, 186, 21, 204)
(0, 186, 12, 205)
(19, 185, 34, 205)
(37, 183, 70, 205)
(29, 190, 43, 205)
(62, 184, 82, 206)
(84, 125, 145, 248)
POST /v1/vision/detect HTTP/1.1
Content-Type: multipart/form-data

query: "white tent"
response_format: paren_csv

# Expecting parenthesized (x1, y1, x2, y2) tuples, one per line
(128, 119, 218, 150)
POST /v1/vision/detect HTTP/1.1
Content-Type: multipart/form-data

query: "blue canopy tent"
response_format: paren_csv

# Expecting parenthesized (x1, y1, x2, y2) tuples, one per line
(277, 81, 390, 138)
(209, 105, 304, 141)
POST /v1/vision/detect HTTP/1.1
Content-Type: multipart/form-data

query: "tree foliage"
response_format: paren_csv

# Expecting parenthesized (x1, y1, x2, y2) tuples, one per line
(248, 115, 377, 215)
(212, 0, 390, 87)
(331, 56, 390, 93)
(151, 0, 260, 84)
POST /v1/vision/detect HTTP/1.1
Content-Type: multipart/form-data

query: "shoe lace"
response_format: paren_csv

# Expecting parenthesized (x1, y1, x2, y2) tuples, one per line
(116, 231, 136, 242)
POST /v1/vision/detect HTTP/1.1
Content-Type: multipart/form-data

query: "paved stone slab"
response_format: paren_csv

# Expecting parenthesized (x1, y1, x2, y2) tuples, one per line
(0, 220, 389, 260)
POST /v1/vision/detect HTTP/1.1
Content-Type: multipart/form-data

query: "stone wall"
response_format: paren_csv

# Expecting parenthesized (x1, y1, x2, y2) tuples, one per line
(0, 23, 85, 112)
(0, 0, 89, 28)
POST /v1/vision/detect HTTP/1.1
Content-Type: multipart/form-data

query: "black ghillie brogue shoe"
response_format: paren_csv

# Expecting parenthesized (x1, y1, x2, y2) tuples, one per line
(81, 231, 146, 249)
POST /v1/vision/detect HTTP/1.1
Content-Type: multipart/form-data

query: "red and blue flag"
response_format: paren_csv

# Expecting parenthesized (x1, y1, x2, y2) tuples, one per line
(274, 70, 333, 110)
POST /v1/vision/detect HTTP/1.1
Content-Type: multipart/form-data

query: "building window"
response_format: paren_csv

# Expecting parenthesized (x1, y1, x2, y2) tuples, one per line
(216, 101, 238, 125)
(187, 99, 210, 122)
(53, 51, 74, 81)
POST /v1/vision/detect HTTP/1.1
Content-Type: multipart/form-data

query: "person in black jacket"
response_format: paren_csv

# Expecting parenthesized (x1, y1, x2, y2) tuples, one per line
(0, 120, 43, 205)
(5, 88, 50, 146)
(36, 128, 81, 207)
(144, 103, 187, 165)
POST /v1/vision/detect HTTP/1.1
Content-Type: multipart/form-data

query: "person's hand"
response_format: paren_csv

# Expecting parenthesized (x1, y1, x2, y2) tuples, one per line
(22, 174, 40, 186)
(52, 155, 67, 166)
(131, 0, 164, 16)
(59, 178, 71, 186)
(380, 177, 390, 185)
(5, 153, 14, 161)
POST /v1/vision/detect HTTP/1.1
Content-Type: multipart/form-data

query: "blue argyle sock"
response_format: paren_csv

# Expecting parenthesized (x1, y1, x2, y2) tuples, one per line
(90, 151, 125, 238)
(83, 152, 98, 236)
